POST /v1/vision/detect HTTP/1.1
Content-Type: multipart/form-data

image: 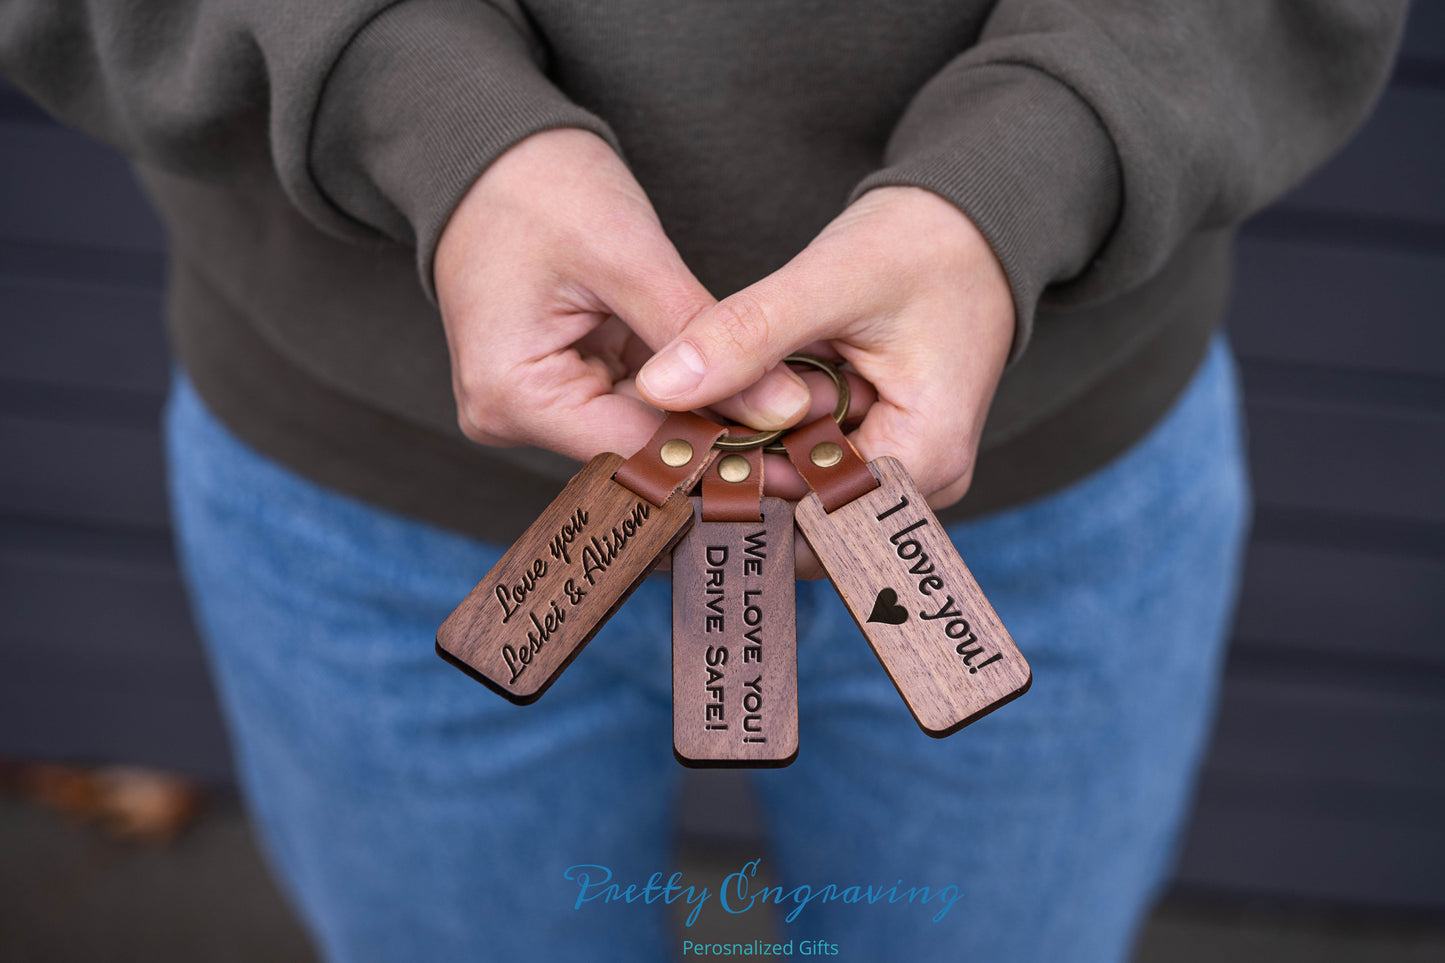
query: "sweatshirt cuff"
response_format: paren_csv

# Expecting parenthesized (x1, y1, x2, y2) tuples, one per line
(851, 62, 1121, 363)
(310, 0, 619, 300)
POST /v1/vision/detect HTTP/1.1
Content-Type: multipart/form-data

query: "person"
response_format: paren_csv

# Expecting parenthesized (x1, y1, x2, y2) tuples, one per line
(1, 2, 1406, 960)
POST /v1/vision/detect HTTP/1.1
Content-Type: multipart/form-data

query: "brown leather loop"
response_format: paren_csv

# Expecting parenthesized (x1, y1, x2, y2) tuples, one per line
(614, 412, 727, 506)
(701, 428, 764, 522)
(780, 416, 879, 512)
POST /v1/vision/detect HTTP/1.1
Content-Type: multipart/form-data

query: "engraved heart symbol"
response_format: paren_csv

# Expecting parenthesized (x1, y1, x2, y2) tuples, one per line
(867, 588, 909, 625)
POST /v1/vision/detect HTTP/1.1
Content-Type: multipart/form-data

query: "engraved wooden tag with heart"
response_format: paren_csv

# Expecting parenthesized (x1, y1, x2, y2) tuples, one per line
(784, 417, 1031, 736)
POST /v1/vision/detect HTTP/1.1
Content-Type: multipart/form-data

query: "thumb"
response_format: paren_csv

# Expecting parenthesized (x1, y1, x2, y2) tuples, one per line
(634, 268, 836, 415)
(592, 227, 815, 431)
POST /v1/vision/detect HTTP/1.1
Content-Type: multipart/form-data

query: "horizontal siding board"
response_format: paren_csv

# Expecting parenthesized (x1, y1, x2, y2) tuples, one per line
(1203, 675, 1445, 794)
(1245, 398, 1445, 525)
(0, 123, 164, 252)
(1189, 766, 1445, 829)
(1276, 85, 1445, 223)
(0, 279, 170, 393)
(1401, 3, 1445, 63)
(0, 529, 230, 781)
(0, 549, 198, 667)
(1178, 668, 1445, 901)
(1228, 235, 1445, 377)
(0, 413, 169, 530)
(0, 238, 165, 290)
(0, 660, 232, 783)
(1240, 363, 1445, 418)
(1176, 772, 1445, 906)
(1234, 539, 1445, 667)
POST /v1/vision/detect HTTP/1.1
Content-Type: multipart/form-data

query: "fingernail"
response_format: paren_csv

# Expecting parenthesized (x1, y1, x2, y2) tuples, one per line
(742, 369, 810, 428)
(639, 341, 707, 401)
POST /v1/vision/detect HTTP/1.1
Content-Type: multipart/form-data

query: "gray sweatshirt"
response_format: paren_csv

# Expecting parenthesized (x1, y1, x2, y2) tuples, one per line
(0, 0, 1406, 540)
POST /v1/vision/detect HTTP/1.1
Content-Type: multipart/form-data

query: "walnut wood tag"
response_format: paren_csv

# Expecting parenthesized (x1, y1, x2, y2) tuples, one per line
(437, 413, 725, 704)
(792, 454, 1031, 737)
(671, 496, 798, 767)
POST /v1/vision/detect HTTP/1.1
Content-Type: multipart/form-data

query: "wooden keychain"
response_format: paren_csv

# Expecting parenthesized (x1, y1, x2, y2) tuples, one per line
(670, 355, 848, 766)
(781, 400, 1031, 737)
(437, 412, 726, 704)
(670, 430, 797, 767)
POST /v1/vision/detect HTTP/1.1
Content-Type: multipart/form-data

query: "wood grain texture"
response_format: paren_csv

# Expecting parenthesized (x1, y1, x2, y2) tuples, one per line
(794, 457, 1031, 736)
(437, 453, 693, 704)
(671, 497, 797, 767)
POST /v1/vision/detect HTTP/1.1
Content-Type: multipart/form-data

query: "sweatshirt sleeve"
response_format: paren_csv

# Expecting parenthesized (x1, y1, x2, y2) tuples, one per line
(0, 0, 616, 297)
(851, 1, 1408, 361)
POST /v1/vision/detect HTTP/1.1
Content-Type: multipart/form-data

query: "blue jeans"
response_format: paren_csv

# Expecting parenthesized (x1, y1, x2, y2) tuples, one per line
(166, 337, 1249, 963)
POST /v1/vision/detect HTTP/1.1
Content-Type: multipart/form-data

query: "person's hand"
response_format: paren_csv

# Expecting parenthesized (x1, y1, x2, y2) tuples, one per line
(635, 186, 1015, 576)
(434, 128, 814, 462)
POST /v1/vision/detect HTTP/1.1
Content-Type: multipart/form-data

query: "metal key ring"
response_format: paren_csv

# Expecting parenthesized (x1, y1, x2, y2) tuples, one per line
(712, 353, 851, 453)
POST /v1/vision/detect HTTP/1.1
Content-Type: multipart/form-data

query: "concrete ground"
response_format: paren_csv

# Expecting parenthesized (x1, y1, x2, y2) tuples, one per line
(2, 796, 1442, 962)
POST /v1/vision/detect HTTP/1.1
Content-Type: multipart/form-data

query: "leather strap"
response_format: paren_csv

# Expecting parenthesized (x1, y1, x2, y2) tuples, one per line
(781, 416, 878, 512)
(614, 412, 727, 507)
(701, 427, 764, 522)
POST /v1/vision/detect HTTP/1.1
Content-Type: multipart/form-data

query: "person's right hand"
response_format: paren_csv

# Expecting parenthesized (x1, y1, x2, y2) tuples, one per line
(434, 128, 814, 462)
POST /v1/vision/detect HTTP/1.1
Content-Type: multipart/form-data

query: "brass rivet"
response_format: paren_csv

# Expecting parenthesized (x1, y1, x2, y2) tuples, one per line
(810, 441, 844, 468)
(659, 438, 694, 467)
(717, 454, 752, 483)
